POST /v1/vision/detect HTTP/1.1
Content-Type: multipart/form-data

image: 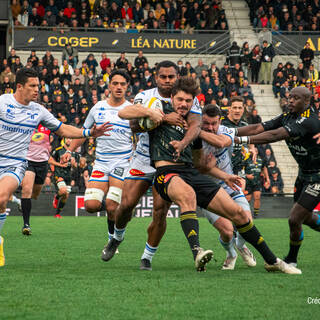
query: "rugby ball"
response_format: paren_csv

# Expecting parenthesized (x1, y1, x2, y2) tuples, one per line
(138, 97, 163, 131)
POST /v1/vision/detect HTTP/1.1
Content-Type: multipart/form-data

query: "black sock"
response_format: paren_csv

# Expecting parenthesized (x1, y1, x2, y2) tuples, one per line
(21, 198, 31, 226)
(107, 218, 115, 236)
(100, 199, 106, 211)
(56, 193, 60, 200)
(236, 220, 277, 265)
(56, 199, 66, 214)
(254, 208, 259, 216)
(180, 211, 200, 260)
(285, 230, 304, 263)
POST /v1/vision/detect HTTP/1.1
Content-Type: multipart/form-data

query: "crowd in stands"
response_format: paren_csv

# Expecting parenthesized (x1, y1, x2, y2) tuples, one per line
(11, 0, 229, 33)
(0, 43, 286, 194)
(247, 0, 320, 32)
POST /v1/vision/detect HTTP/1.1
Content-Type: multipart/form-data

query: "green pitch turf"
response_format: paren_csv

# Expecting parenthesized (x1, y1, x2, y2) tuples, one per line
(1, 217, 319, 320)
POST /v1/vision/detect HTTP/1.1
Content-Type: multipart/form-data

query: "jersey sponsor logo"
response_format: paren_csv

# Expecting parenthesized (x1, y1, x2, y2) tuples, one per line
(305, 183, 320, 197)
(112, 128, 126, 134)
(134, 98, 143, 104)
(97, 112, 105, 120)
(164, 173, 178, 183)
(296, 117, 306, 125)
(129, 169, 145, 176)
(288, 144, 308, 156)
(113, 167, 124, 177)
(5, 104, 15, 120)
(187, 230, 197, 237)
(157, 174, 165, 184)
(91, 170, 105, 178)
(32, 132, 45, 141)
(26, 112, 39, 122)
(1, 124, 34, 135)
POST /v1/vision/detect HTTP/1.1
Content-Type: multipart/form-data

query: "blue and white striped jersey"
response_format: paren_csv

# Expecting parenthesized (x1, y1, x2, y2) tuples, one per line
(83, 100, 133, 162)
(0, 94, 61, 166)
(133, 87, 202, 160)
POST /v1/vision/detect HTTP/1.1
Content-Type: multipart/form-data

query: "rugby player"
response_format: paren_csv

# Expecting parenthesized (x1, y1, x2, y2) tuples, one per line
(61, 70, 159, 242)
(137, 77, 300, 273)
(51, 138, 74, 218)
(243, 147, 270, 218)
(19, 124, 52, 233)
(236, 86, 320, 268)
(0, 67, 112, 267)
(101, 61, 203, 270)
(195, 104, 256, 270)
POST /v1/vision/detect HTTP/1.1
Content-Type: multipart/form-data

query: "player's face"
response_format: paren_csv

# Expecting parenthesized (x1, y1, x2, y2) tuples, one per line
(202, 115, 221, 134)
(65, 138, 72, 147)
(229, 101, 244, 122)
(109, 75, 128, 99)
(19, 77, 39, 103)
(155, 67, 178, 97)
(288, 89, 306, 113)
(172, 90, 193, 117)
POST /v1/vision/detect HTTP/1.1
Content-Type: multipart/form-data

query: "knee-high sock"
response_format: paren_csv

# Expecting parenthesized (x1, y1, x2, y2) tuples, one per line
(21, 198, 31, 226)
(0, 212, 6, 234)
(180, 211, 200, 260)
(141, 242, 158, 262)
(56, 198, 66, 215)
(107, 218, 115, 240)
(219, 236, 237, 258)
(235, 231, 246, 250)
(285, 230, 304, 264)
(236, 220, 277, 265)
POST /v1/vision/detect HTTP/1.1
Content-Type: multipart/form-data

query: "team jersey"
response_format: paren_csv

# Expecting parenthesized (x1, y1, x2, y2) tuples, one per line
(262, 108, 320, 182)
(149, 101, 193, 164)
(243, 155, 266, 185)
(221, 116, 248, 174)
(201, 125, 240, 195)
(133, 87, 202, 161)
(27, 124, 51, 162)
(52, 145, 77, 180)
(83, 100, 133, 163)
(0, 93, 61, 166)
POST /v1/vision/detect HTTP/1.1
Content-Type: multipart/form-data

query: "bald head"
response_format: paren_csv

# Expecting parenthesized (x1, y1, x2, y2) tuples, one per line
(289, 86, 311, 113)
(290, 87, 311, 100)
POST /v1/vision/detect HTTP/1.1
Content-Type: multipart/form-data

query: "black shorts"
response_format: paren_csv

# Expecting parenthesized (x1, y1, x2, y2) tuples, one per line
(245, 180, 262, 194)
(26, 160, 49, 185)
(294, 177, 320, 211)
(154, 165, 221, 209)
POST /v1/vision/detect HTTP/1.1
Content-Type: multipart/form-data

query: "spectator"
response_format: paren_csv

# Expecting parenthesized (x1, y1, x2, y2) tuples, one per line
(99, 53, 111, 74)
(59, 59, 74, 76)
(240, 42, 250, 79)
(11, 0, 21, 20)
(85, 54, 98, 74)
(109, 1, 122, 22)
(145, 10, 156, 29)
(300, 42, 314, 69)
(44, 8, 57, 26)
(132, 2, 144, 24)
(208, 61, 220, 78)
(11, 57, 23, 74)
(247, 108, 262, 124)
(269, 168, 284, 195)
(62, 44, 78, 69)
(45, 0, 59, 16)
(308, 64, 319, 85)
(272, 71, 286, 98)
(29, 6, 42, 26)
(280, 80, 291, 98)
(121, 1, 133, 23)
(43, 50, 55, 70)
(17, 8, 29, 26)
(28, 50, 39, 68)
(0, 66, 15, 83)
(257, 27, 272, 47)
(7, 48, 19, 68)
(164, 1, 176, 31)
(260, 40, 275, 84)
(194, 59, 208, 78)
(134, 50, 148, 69)
(64, 1, 76, 19)
(115, 52, 129, 69)
(264, 148, 276, 166)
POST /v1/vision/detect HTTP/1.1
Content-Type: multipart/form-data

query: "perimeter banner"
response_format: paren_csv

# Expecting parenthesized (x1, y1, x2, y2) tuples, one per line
(14, 28, 229, 54)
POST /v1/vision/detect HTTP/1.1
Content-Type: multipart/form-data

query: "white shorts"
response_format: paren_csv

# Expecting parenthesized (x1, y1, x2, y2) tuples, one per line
(200, 192, 250, 225)
(89, 158, 130, 183)
(125, 152, 155, 183)
(0, 162, 27, 186)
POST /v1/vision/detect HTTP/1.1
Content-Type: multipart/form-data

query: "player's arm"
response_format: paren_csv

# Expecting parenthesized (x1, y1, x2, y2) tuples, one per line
(235, 127, 289, 145)
(207, 166, 242, 191)
(199, 130, 232, 148)
(262, 165, 270, 188)
(48, 156, 67, 168)
(236, 123, 265, 136)
(55, 122, 112, 139)
(118, 104, 164, 124)
(170, 113, 201, 161)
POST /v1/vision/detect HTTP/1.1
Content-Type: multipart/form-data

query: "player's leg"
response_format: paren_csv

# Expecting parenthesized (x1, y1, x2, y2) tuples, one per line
(285, 182, 320, 266)
(54, 178, 71, 218)
(20, 170, 36, 234)
(165, 175, 213, 270)
(0, 175, 21, 267)
(206, 188, 301, 274)
(140, 186, 171, 270)
(253, 190, 261, 218)
(205, 209, 238, 270)
(101, 178, 150, 262)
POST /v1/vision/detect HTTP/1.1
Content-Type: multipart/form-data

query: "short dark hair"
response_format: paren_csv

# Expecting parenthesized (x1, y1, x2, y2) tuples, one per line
(109, 69, 130, 83)
(230, 96, 244, 105)
(16, 67, 38, 85)
(202, 104, 221, 118)
(171, 76, 199, 98)
(156, 60, 178, 74)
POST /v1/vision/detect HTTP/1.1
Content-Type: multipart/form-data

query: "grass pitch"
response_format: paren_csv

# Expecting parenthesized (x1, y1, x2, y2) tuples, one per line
(1, 216, 319, 320)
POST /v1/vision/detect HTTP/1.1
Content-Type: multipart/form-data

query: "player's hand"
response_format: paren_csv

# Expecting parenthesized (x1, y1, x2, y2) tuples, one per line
(170, 140, 186, 162)
(60, 152, 71, 164)
(264, 180, 270, 189)
(90, 122, 113, 138)
(224, 174, 242, 191)
(164, 112, 184, 127)
(313, 133, 320, 144)
(147, 109, 164, 127)
(59, 162, 69, 168)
